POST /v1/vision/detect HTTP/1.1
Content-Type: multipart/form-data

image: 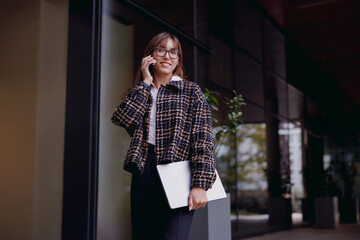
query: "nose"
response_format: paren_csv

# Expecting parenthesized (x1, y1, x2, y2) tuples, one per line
(163, 51, 170, 59)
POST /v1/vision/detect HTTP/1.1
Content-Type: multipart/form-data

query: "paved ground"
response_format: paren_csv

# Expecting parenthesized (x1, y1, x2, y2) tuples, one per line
(232, 213, 305, 238)
(232, 213, 303, 230)
(242, 223, 360, 240)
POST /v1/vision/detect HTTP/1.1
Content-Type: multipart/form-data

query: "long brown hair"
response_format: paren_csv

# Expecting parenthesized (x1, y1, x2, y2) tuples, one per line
(135, 32, 184, 83)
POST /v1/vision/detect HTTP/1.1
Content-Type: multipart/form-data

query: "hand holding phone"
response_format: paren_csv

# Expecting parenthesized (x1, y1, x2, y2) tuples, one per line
(142, 55, 156, 85)
(149, 63, 154, 76)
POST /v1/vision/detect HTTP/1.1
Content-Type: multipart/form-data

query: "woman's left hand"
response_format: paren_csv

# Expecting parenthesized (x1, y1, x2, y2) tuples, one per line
(188, 187, 208, 211)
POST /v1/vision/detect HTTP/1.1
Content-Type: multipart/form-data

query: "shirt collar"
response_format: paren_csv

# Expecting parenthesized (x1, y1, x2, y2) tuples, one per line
(150, 76, 183, 90)
(168, 75, 183, 90)
(170, 75, 182, 81)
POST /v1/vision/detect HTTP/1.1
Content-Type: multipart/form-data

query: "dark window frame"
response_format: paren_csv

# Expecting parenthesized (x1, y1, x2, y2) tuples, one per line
(62, 0, 102, 239)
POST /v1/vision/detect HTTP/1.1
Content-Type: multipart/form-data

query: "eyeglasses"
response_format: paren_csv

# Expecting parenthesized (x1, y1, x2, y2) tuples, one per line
(154, 47, 180, 59)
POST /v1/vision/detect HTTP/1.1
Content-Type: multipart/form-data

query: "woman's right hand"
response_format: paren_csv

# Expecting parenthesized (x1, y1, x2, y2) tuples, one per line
(141, 55, 157, 85)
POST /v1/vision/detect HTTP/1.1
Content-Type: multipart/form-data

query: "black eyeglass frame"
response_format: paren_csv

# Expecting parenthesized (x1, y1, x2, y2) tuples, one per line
(153, 47, 180, 59)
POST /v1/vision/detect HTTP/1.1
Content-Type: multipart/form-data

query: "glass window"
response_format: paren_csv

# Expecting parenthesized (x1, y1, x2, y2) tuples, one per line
(234, 0, 263, 61)
(133, 0, 194, 37)
(235, 50, 264, 107)
(263, 20, 286, 79)
(264, 71, 288, 118)
(98, 6, 134, 239)
(209, 35, 233, 90)
(216, 123, 268, 234)
(287, 121, 304, 212)
(288, 84, 304, 120)
(306, 97, 321, 132)
(242, 102, 265, 123)
(278, 121, 291, 197)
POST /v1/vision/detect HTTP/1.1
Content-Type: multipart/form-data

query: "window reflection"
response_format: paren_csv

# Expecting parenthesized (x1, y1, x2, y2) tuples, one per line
(280, 121, 304, 212)
(98, 5, 134, 239)
(215, 123, 268, 232)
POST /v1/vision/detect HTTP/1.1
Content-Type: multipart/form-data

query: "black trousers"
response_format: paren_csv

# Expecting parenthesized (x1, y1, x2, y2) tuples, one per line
(131, 144, 194, 240)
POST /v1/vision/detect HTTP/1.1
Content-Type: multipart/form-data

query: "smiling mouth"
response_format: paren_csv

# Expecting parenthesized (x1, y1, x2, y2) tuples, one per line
(160, 62, 171, 66)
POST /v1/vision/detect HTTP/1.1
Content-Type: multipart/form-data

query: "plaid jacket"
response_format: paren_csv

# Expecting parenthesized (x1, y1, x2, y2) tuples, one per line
(111, 79, 216, 190)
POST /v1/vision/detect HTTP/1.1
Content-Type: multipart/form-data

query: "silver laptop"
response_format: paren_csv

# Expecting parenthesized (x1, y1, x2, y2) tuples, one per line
(156, 160, 227, 209)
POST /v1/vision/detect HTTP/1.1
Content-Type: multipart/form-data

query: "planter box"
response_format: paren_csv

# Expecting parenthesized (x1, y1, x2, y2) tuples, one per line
(314, 197, 339, 228)
(268, 197, 292, 226)
(340, 197, 359, 223)
(301, 197, 314, 223)
(189, 193, 231, 240)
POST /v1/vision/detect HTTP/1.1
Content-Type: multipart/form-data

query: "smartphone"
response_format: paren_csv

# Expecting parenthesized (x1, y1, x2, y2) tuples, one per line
(149, 63, 154, 76)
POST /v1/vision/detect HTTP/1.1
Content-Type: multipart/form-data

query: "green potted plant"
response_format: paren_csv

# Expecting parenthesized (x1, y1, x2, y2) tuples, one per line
(204, 88, 245, 201)
(203, 89, 245, 155)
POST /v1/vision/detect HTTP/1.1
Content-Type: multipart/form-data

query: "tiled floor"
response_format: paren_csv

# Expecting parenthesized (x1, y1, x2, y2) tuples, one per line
(242, 223, 360, 240)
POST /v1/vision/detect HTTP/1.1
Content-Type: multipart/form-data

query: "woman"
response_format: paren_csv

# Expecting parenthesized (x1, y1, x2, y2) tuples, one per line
(111, 32, 216, 240)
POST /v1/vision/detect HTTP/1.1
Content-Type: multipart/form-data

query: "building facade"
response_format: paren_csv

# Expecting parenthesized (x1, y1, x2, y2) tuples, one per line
(1, 0, 359, 239)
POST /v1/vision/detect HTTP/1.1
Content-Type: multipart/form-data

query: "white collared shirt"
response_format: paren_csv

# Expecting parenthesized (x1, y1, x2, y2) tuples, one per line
(148, 76, 182, 145)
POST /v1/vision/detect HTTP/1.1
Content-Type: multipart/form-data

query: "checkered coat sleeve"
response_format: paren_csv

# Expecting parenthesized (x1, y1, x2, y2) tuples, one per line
(111, 81, 151, 137)
(190, 85, 216, 190)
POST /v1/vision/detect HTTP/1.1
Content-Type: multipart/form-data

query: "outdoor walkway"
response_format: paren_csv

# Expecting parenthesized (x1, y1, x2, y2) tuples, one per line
(232, 213, 304, 238)
(241, 223, 360, 240)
